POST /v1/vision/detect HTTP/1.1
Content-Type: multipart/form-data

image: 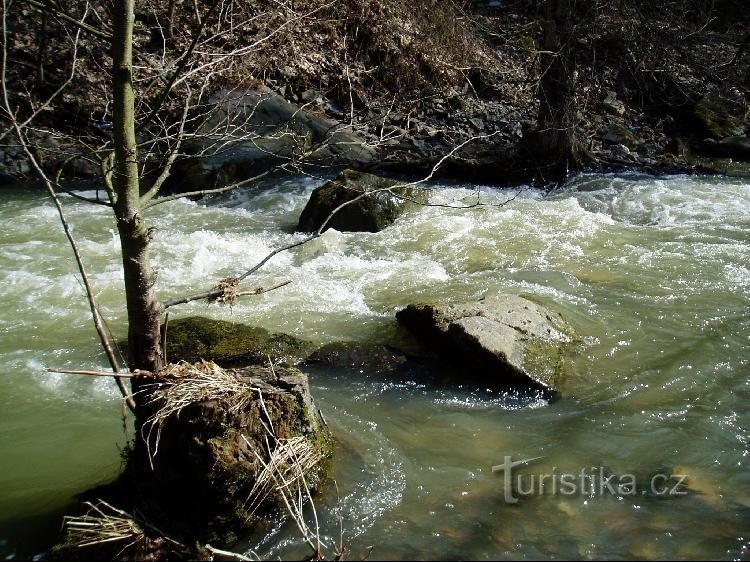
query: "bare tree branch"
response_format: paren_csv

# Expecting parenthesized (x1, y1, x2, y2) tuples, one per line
(21, 0, 112, 41)
(48, 368, 151, 378)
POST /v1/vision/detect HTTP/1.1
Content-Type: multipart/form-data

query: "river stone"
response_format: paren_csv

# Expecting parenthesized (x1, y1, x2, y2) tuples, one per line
(50, 363, 331, 558)
(166, 316, 316, 366)
(601, 123, 641, 148)
(297, 169, 428, 233)
(396, 292, 573, 392)
(135, 364, 327, 546)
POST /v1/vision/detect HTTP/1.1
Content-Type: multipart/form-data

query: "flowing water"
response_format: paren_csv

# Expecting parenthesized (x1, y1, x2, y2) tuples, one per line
(0, 173, 748, 560)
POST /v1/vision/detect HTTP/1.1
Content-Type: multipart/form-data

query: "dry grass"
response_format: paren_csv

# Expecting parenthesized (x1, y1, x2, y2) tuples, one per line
(244, 435, 324, 516)
(60, 500, 192, 559)
(241, 387, 329, 559)
(61, 500, 146, 553)
(141, 360, 252, 467)
(207, 277, 241, 306)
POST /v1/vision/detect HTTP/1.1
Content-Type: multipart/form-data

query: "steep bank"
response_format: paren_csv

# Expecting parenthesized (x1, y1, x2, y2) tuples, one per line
(2, 0, 747, 185)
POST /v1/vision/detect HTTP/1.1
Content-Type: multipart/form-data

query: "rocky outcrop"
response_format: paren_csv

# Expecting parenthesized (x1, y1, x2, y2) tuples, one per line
(297, 169, 428, 232)
(698, 136, 750, 161)
(165, 316, 316, 367)
(396, 292, 574, 393)
(164, 91, 376, 195)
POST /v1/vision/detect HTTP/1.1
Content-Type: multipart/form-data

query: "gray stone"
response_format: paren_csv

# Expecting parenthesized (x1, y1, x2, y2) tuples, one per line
(396, 292, 574, 392)
(299, 89, 319, 103)
(297, 169, 428, 233)
(167, 90, 376, 194)
(608, 143, 637, 162)
(601, 123, 641, 148)
(411, 138, 428, 153)
(602, 91, 626, 116)
(469, 117, 486, 130)
(306, 341, 409, 375)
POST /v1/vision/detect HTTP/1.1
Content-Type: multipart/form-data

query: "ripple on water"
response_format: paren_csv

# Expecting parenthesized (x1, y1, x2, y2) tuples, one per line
(1, 174, 749, 559)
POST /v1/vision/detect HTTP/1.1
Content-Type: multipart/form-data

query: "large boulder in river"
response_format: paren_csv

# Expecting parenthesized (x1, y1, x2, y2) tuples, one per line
(396, 292, 574, 393)
(297, 169, 428, 232)
(50, 361, 331, 557)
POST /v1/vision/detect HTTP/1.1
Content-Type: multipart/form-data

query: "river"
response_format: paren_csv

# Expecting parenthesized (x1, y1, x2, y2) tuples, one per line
(0, 173, 748, 560)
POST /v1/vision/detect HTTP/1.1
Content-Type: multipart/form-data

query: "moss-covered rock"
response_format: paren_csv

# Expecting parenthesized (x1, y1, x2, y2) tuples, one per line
(396, 292, 575, 394)
(296, 169, 428, 233)
(52, 363, 331, 559)
(601, 123, 642, 149)
(129, 364, 330, 544)
(166, 316, 316, 367)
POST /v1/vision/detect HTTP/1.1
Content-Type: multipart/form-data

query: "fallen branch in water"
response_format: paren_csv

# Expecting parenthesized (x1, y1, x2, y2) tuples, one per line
(163, 279, 292, 309)
(47, 368, 153, 378)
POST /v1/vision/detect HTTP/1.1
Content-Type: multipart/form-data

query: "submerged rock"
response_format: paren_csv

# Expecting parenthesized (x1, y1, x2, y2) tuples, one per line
(296, 169, 428, 233)
(396, 292, 574, 392)
(166, 316, 316, 366)
(306, 341, 412, 374)
(166, 316, 433, 377)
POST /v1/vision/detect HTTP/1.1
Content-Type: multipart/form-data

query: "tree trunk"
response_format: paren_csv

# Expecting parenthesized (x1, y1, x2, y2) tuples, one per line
(112, 0, 163, 379)
(524, 0, 585, 182)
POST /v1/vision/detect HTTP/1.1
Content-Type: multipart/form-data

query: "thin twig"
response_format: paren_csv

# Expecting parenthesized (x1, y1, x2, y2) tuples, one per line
(48, 368, 152, 378)
(21, 0, 112, 40)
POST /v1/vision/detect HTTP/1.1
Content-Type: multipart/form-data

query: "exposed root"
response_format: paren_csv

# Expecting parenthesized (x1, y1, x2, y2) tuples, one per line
(141, 360, 252, 467)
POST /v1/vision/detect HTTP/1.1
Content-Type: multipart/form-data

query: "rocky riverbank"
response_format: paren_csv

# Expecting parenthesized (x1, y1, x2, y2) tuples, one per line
(2, 1, 747, 187)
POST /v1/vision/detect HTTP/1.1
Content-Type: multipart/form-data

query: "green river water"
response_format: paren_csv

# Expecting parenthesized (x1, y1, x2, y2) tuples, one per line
(0, 173, 748, 560)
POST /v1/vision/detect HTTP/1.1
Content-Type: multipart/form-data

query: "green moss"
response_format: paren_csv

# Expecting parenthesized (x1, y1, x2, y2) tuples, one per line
(522, 339, 565, 388)
(166, 316, 317, 367)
